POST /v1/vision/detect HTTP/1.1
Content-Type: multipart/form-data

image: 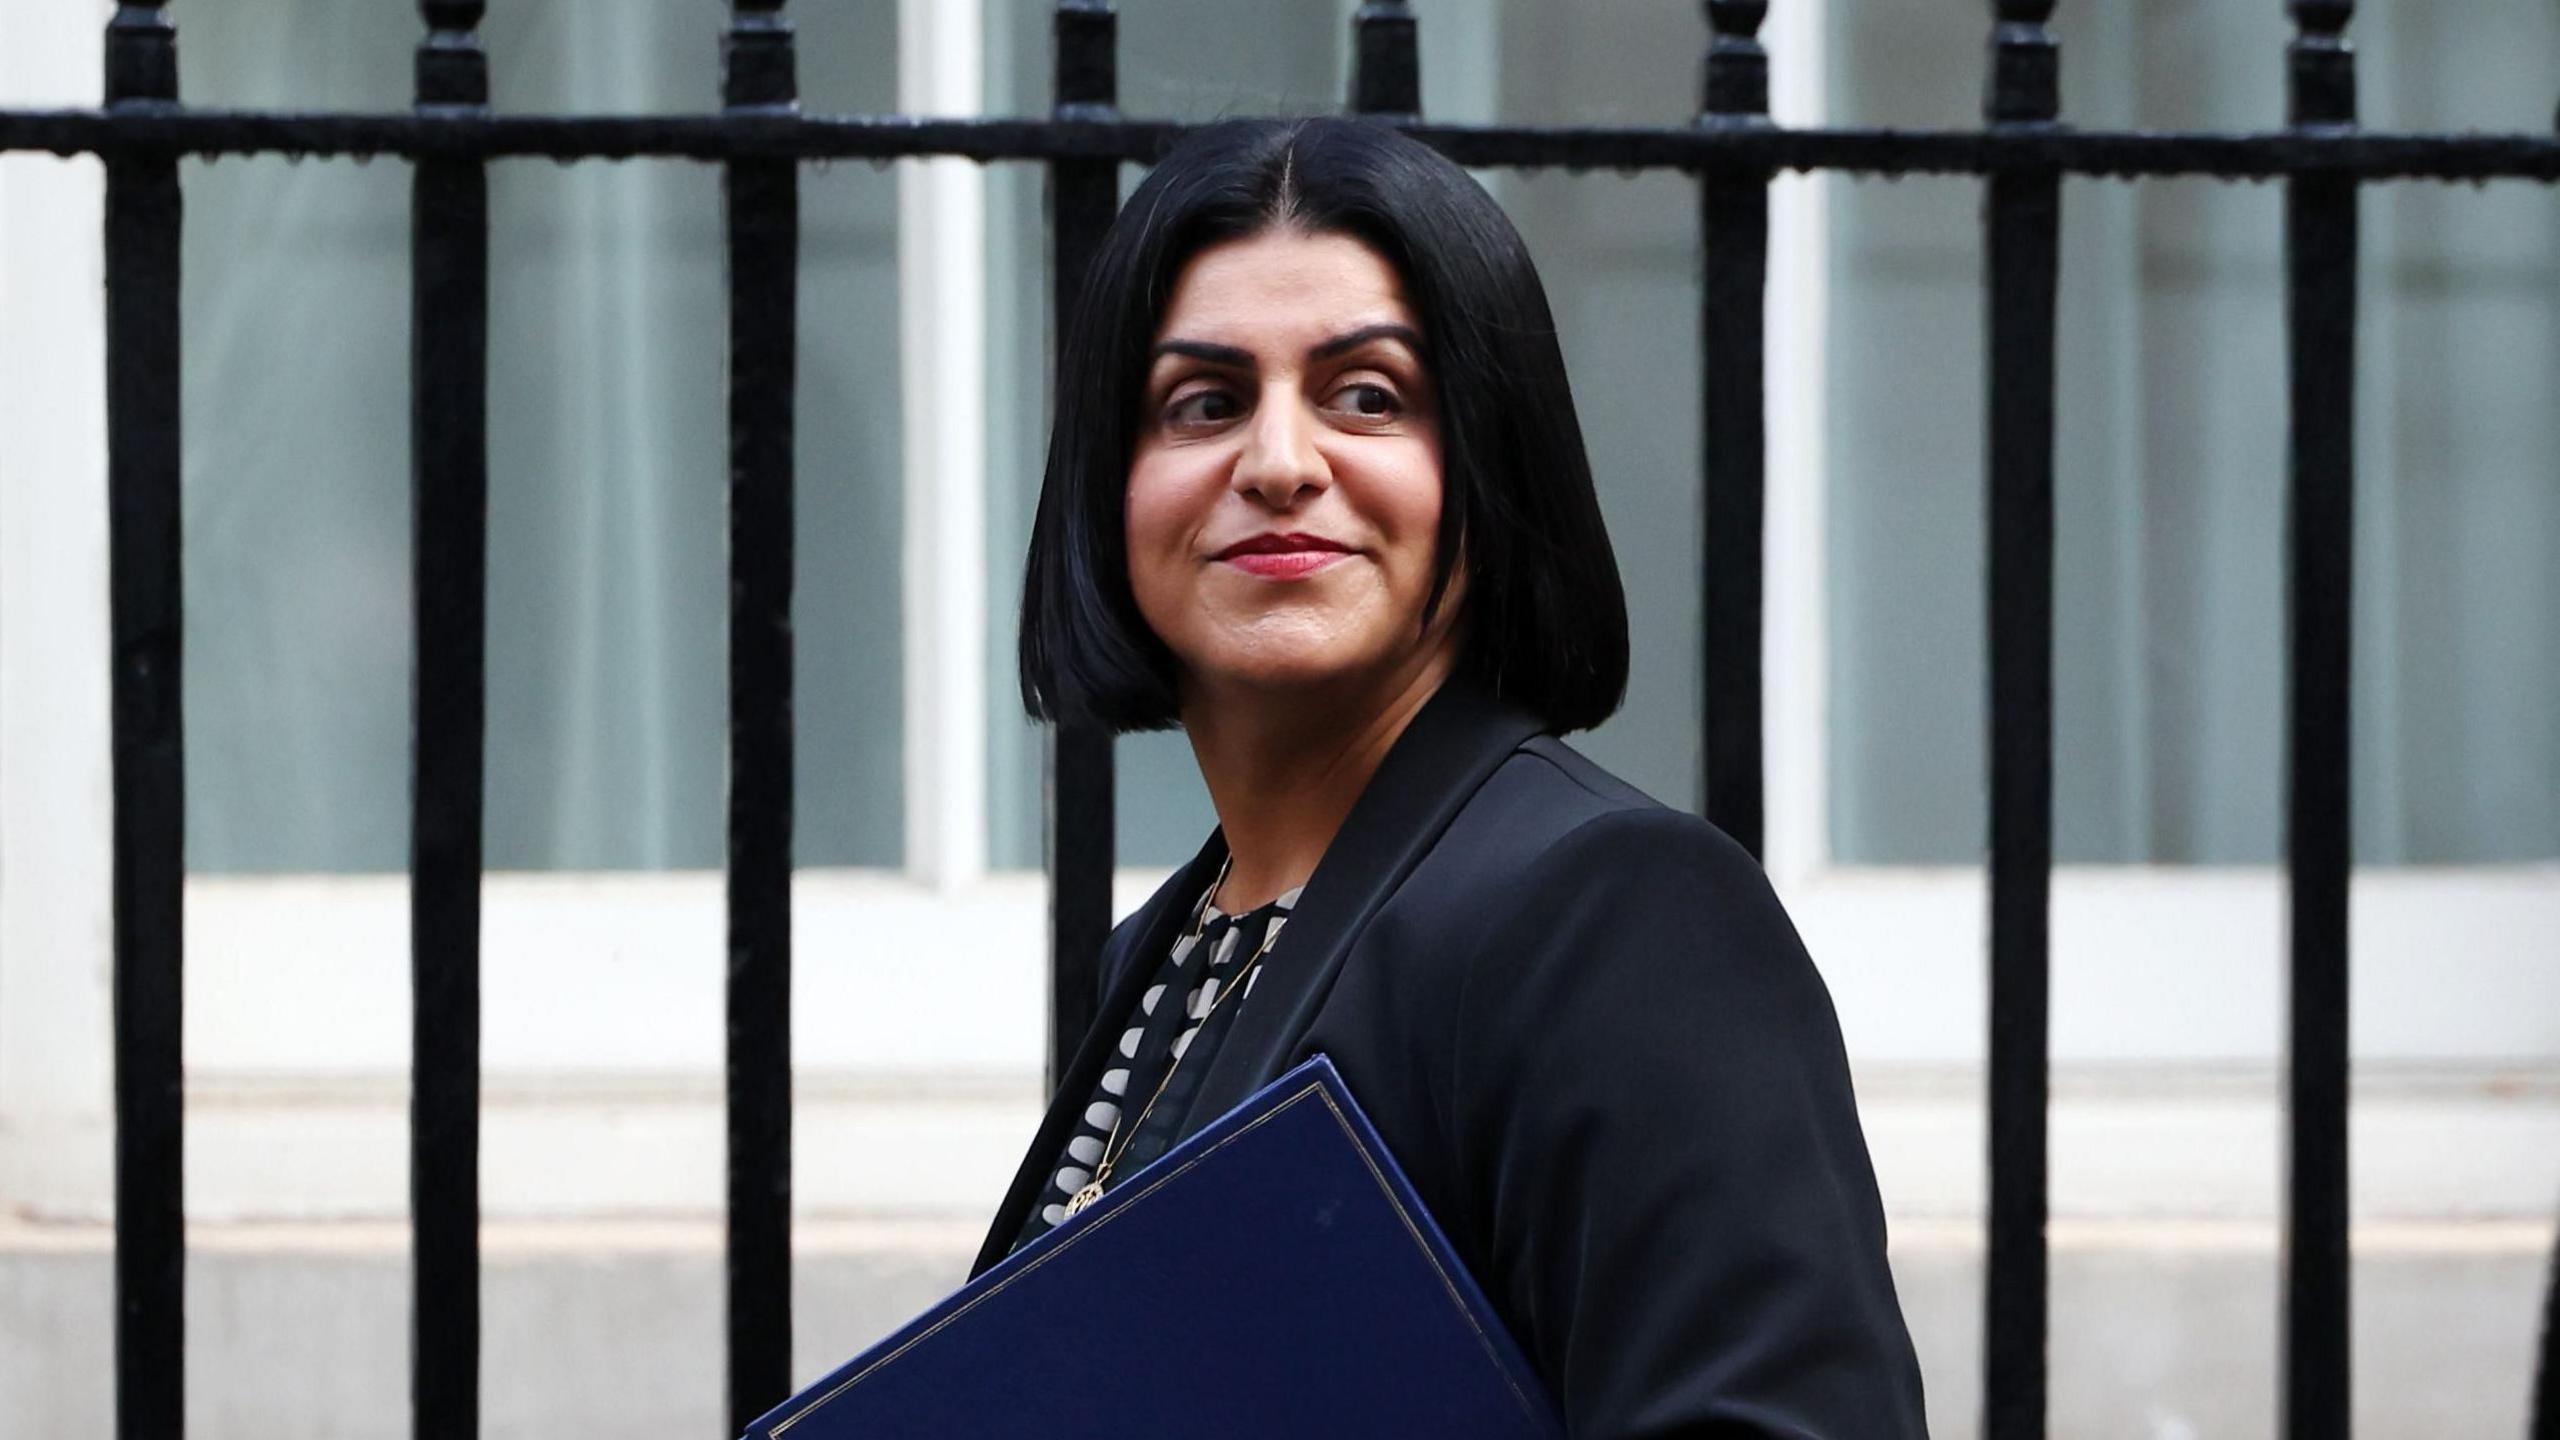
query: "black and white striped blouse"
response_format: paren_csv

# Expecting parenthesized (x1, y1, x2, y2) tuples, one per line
(1008, 876, 1302, 1256)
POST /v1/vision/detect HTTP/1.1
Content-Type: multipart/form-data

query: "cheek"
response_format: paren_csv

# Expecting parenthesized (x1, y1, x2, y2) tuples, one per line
(1372, 448, 1447, 584)
(1122, 462, 1195, 607)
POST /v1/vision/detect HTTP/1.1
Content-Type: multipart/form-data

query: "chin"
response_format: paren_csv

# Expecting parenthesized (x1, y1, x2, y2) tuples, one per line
(1208, 644, 1363, 689)
(1162, 599, 1442, 707)
(1201, 646, 1441, 712)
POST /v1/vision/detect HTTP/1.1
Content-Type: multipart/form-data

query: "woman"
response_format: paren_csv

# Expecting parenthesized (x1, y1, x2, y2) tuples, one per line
(976, 117, 1926, 1436)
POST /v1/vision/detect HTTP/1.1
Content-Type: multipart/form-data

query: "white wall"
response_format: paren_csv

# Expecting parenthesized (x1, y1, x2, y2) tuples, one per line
(0, 0, 117, 1225)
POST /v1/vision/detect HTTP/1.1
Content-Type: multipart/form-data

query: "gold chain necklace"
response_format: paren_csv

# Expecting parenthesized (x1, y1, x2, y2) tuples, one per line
(1062, 857, 1283, 1219)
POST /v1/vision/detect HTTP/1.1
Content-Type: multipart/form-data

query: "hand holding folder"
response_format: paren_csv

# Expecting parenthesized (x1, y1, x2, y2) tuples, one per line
(746, 1056, 1562, 1439)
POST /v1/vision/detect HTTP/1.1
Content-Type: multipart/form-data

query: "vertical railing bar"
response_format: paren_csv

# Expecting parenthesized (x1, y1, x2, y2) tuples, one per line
(2282, 4, 2356, 1437)
(723, 1, 800, 1431)
(1350, 1, 1421, 120)
(2532, 1228, 2559, 1440)
(1699, 0, 1770, 860)
(409, 6, 491, 1440)
(1982, 4, 2060, 1438)
(1044, 0, 1119, 1094)
(102, 5, 185, 1439)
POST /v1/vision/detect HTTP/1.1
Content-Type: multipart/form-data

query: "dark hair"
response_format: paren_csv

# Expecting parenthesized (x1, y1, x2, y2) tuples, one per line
(1018, 116, 1629, 734)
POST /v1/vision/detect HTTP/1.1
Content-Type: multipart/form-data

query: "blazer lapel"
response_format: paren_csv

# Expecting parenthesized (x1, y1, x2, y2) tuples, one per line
(970, 680, 1545, 1277)
(968, 831, 1227, 1278)
(1180, 679, 1546, 1127)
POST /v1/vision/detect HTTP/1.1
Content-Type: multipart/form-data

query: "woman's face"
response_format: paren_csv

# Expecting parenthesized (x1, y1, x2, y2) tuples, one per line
(1125, 228, 1459, 711)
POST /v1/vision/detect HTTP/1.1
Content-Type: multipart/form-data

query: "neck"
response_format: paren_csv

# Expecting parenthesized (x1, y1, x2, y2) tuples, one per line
(1181, 659, 1454, 913)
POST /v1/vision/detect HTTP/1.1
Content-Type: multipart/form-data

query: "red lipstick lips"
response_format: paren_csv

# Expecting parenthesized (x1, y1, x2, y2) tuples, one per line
(1212, 531, 1353, 579)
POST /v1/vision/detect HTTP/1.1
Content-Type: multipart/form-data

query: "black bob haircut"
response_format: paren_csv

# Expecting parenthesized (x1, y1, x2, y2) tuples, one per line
(1018, 116, 1630, 735)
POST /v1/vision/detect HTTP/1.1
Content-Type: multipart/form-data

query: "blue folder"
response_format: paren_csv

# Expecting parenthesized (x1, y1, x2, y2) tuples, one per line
(744, 1055, 1563, 1439)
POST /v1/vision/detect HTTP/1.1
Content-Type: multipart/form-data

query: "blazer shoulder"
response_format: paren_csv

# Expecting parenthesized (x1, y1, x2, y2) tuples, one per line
(1400, 735, 1759, 929)
(1454, 733, 1747, 865)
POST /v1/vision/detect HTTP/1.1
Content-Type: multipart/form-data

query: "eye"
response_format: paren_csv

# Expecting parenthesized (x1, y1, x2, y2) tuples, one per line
(1326, 381, 1403, 420)
(1165, 386, 1243, 428)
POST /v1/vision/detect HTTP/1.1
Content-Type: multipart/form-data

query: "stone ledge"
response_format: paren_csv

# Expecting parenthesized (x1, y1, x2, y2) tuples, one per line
(10, 1063, 2555, 1223)
(6, 1212, 2554, 1255)
(4, 1216, 2552, 1439)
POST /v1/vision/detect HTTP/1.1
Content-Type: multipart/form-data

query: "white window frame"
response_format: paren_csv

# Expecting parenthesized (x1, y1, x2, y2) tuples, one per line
(2, 0, 2550, 1222)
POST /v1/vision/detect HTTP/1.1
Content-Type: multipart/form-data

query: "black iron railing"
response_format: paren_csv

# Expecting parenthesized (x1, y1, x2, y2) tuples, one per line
(7, 2, 2558, 1437)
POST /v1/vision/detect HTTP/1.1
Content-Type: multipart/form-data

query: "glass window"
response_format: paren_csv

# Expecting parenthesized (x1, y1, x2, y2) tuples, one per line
(1826, 2, 2560, 863)
(179, 0, 906, 873)
(198, 2, 2549, 876)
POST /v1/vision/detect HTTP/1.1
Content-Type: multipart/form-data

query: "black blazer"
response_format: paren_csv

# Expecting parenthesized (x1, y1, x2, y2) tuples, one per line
(974, 681, 1927, 1437)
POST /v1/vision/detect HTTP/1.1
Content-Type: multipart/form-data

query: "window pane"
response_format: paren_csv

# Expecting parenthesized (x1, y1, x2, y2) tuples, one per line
(1489, 0, 1711, 832)
(180, 0, 905, 874)
(1826, 2, 2560, 864)
(981, 0, 1050, 871)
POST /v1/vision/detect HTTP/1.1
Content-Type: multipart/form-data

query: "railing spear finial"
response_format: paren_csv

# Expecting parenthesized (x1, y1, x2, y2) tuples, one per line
(1351, 1, 1420, 120)
(106, 2, 177, 106)
(1989, 0, 2059, 125)
(1055, 0, 1117, 122)
(1704, 0, 1769, 122)
(2288, 0, 2356, 129)
(726, 0, 799, 113)
(418, 1, 489, 111)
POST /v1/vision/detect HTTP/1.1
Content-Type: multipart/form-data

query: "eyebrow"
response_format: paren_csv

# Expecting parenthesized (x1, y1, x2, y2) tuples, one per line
(1149, 322, 1424, 370)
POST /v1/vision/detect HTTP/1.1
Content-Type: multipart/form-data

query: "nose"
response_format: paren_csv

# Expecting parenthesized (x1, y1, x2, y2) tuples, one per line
(1230, 384, 1329, 509)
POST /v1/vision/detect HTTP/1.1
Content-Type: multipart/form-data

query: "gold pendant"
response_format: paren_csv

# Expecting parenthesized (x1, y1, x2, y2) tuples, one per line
(1064, 1181, 1105, 1218)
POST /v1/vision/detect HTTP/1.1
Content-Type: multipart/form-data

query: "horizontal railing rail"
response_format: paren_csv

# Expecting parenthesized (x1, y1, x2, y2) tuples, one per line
(8, 108, 2560, 178)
